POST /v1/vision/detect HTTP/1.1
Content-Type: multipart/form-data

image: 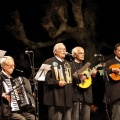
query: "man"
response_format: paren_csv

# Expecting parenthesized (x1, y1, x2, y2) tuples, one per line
(70, 46, 96, 120)
(0, 56, 37, 120)
(43, 43, 73, 120)
(104, 43, 120, 120)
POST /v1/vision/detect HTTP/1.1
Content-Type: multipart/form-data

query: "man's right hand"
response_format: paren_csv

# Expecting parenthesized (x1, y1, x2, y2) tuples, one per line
(112, 68, 120, 74)
(59, 81, 66, 87)
(2, 93, 11, 102)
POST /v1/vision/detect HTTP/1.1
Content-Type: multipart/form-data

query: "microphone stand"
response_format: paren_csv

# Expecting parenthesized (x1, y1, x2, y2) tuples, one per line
(26, 52, 38, 120)
(68, 55, 82, 120)
(96, 55, 111, 120)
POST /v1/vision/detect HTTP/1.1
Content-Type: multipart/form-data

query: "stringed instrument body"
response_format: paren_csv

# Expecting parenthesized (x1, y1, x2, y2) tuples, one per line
(74, 63, 104, 89)
(78, 68, 92, 89)
(109, 64, 120, 81)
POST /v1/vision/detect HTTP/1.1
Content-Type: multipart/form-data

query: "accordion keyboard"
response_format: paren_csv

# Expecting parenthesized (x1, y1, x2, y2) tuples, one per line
(3, 78, 20, 111)
(3, 77, 35, 112)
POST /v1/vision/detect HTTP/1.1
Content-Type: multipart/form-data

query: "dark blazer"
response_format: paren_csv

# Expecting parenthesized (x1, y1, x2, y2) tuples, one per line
(70, 61, 93, 104)
(104, 58, 120, 104)
(43, 57, 73, 107)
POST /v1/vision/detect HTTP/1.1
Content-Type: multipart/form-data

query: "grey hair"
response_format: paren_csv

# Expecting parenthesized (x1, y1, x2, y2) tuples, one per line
(71, 47, 78, 57)
(0, 56, 14, 67)
(53, 43, 64, 54)
(71, 46, 83, 56)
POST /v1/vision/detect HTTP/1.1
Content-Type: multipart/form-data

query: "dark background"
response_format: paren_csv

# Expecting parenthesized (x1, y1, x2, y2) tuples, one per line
(0, 0, 120, 119)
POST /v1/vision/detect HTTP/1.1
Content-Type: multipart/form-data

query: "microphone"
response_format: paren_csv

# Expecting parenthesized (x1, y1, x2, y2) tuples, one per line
(25, 50, 33, 54)
(94, 54, 103, 57)
(65, 52, 73, 56)
(16, 69, 23, 73)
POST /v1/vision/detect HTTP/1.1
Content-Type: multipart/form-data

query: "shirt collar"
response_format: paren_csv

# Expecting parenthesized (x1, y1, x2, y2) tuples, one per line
(2, 70, 12, 78)
(74, 59, 82, 63)
(115, 56, 120, 62)
(55, 56, 64, 62)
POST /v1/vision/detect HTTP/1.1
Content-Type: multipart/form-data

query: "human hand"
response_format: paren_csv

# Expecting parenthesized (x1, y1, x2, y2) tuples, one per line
(59, 81, 66, 87)
(2, 93, 11, 102)
(91, 68, 97, 77)
(80, 74, 87, 82)
(112, 68, 120, 74)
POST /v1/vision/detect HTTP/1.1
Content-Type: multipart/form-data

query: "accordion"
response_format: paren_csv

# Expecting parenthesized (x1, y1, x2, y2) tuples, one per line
(2, 76, 35, 112)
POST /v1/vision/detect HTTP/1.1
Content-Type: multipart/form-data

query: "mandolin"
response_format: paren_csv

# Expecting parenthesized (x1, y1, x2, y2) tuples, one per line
(109, 64, 120, 81)
(73, 63, 104, 89)
(78, 68, 92, 89)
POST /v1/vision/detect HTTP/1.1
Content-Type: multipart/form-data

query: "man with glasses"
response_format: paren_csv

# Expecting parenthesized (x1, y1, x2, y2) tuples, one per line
(0, 56, 37, 120)
(70, 46, 97, 120)
(43, 43, 73, 120)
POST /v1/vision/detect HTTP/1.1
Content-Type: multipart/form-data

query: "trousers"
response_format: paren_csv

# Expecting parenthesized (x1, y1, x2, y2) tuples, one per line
(72, 102, 90, 120)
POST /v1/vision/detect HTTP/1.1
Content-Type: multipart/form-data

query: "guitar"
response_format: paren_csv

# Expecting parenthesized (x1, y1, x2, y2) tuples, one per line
(73, 63, 104, 89)
(109, 64, 120, 81)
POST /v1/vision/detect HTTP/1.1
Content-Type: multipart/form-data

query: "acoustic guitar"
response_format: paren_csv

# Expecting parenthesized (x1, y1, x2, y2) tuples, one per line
(109, 64, 120, 81)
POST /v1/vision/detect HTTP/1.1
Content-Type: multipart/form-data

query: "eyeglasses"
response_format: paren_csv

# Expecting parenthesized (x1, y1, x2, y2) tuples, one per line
(5, 63, 15, 68)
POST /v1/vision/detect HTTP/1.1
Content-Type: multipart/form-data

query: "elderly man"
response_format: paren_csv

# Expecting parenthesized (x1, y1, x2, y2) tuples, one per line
(43, 43, 73, 120)
(0, 56, 37, 120)
(70, 46, 97, 120)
